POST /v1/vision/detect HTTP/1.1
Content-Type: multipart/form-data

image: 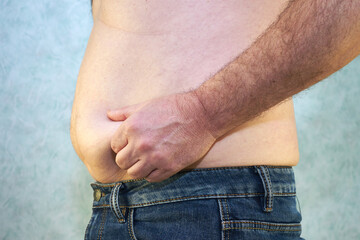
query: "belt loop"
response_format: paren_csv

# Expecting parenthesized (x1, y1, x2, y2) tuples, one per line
(110, 183, 126, 223)
(254, 166, 273, 212)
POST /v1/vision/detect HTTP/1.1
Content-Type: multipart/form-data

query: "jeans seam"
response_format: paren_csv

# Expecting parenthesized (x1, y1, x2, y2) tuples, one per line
(223, 199, 230, 221)
(218, 199, 230, 240)
(218, 199, 225, 221)
(97, 208, 107, 240)
(223, 221, 301, 227)
(218, 199, 225, 240)
(225, 227, 301, 232)
(224, 199, 230, 240)
(223, 220, 302, 232)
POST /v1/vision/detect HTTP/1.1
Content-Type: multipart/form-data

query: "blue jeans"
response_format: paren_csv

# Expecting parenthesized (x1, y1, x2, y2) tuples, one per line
(85, 166, 304, 240)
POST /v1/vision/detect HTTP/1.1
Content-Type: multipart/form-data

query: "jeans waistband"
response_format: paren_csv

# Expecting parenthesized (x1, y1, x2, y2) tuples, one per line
(90, 166, 296, 212)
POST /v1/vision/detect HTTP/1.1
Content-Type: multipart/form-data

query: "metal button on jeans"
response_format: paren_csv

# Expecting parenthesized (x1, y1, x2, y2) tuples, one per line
(94, 189, 102, 201)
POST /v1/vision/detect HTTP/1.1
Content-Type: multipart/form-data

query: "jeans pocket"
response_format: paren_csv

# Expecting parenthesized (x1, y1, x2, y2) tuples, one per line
(222, 220, 302, 240)
(218, 197, 304, 240)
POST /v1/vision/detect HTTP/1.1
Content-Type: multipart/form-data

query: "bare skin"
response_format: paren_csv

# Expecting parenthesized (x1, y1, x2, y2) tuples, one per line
(71, 0, 350, 183)
(107, 0, 360, 182)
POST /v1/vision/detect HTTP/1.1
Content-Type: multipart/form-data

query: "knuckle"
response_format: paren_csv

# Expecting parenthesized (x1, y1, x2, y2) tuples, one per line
(117, 161, 129, 170)
(115, 156, 132, 170)
(138, 139, 152, 152)
(152, 151, 166, 162)
(126, 121, 138, 133)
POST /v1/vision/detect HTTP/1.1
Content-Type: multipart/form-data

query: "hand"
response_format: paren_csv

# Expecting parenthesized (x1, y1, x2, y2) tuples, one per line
(107, 91, 217, 182)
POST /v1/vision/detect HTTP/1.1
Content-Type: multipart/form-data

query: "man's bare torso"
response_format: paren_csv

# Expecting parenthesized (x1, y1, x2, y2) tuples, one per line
(70, 0, 299, 183)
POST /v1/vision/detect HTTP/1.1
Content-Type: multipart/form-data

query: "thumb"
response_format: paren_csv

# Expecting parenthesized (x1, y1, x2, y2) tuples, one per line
(107, 105, 134, 121)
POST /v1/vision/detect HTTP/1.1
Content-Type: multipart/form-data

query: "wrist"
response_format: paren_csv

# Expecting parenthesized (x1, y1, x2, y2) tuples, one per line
(185, 90, 221, 140)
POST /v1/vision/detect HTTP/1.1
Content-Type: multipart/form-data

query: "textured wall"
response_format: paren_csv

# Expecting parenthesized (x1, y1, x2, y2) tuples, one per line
(294, 56, 360, 239)
(0, 1, 359, 239)
(0, 1, 93, 239)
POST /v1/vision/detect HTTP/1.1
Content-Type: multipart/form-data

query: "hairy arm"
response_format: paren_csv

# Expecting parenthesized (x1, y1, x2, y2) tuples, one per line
(105, 0, 359, 182)
(193, 0, 360, 139)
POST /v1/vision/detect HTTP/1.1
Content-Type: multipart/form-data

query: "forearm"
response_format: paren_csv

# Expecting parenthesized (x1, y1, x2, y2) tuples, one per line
(193, 0, 360, 139)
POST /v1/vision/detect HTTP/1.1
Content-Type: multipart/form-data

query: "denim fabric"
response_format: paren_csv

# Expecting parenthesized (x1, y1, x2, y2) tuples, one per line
(85, 166, 304, 240)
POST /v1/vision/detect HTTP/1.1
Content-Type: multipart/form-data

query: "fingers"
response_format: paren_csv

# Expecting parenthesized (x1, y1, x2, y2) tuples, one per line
(127, 161, 157, 179)
(115, 145, 163, 180)
(114, 143, 180, 182)
(114, 143, 157, 180)
(107, 102, 145, 121)
(114, 144, 138, 169)
(110, 124, 128, 154)
(107, 104, 135, 121)
(107, 108, 129, 121)
(115, 146, 176, 181)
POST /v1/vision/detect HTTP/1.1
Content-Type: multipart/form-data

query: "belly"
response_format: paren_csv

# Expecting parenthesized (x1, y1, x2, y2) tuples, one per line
(70, 0, 299, 183)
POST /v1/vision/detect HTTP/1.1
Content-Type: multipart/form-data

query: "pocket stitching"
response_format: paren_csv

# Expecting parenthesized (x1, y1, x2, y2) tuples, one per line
(223, 220, 301, 232)
(97, 208, 108, 240)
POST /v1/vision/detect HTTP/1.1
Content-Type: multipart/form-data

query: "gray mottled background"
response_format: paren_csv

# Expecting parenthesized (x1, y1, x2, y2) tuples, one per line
(0, 1, 359, 239)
